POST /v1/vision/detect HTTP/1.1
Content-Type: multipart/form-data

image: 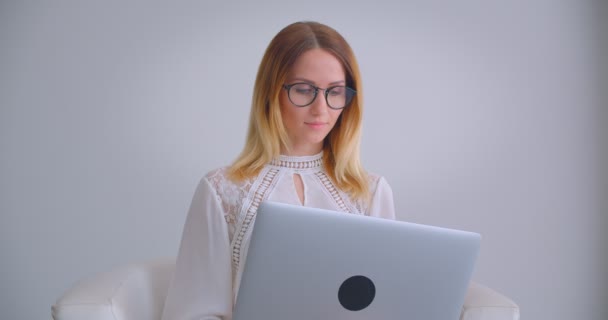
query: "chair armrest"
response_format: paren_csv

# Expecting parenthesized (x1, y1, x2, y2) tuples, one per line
(52, 260, 518, 320)
(51, 258, 174, 320)
(461, 282, 520, 320)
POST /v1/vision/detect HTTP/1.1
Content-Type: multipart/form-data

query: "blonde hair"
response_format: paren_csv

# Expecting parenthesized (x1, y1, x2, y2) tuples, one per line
(228, 21, 369, 201)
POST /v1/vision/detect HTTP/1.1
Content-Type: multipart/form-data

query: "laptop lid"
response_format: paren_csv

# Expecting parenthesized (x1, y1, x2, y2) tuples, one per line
(233, 201, 481, 320)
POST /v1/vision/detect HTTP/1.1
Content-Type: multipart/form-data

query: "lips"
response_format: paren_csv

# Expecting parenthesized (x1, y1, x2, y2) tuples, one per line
(305, 122, 327, 129)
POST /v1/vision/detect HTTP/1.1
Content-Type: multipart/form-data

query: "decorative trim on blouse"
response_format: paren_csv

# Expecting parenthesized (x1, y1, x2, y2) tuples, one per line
(270, 152, 323, 170)
(315, 171, 350, 213)
(231, 168, 280, 269)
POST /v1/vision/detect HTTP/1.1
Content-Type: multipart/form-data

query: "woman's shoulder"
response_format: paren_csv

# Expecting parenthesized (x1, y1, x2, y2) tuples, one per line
(203, 166, 241, 193)
(202, 166, 254, 207)
(204, 166, 230, 185)
(360, 171, 395, 219)
(366, 171, 391, 195)
(348, 171, 392, 215)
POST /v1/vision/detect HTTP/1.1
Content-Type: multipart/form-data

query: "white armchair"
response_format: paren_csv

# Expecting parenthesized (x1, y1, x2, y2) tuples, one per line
(51, 257, 520, 320)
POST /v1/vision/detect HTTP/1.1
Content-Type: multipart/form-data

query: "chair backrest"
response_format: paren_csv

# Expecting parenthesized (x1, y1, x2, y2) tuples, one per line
(52, 257, 175, 320)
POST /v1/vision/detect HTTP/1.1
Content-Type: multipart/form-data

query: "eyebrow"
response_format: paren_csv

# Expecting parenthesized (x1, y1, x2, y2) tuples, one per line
(289, 77, 346, 86)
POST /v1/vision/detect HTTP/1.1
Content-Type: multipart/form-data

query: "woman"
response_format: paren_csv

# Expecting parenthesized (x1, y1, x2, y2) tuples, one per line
(161, 21, 395, 320)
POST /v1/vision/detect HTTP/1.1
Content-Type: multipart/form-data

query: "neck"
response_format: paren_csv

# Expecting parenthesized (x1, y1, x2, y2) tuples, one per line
(280, 143, 323, 157)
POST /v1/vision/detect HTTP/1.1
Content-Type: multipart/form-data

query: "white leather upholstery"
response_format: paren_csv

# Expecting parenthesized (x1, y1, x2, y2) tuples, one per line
(52, 258, 519, 320)
(461, 282, 520, 320)
(52, 258, 174, 320)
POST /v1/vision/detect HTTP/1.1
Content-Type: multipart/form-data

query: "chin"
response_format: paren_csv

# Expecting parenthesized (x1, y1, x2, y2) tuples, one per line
(309, 134, 330, 145)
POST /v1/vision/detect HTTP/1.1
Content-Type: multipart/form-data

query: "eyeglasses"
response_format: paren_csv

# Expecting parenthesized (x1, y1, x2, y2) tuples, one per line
(283, 82, 356, 110)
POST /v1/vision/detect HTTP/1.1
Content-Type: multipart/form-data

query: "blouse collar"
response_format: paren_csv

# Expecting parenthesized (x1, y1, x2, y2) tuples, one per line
(270, 151, 323, 170)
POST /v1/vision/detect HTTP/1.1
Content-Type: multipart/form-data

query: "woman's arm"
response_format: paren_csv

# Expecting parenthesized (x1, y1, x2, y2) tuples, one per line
(161, 177, 233, 320)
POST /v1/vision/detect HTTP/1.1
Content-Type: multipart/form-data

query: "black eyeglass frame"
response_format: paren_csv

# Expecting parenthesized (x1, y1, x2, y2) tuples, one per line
(282, 82, 357, 110)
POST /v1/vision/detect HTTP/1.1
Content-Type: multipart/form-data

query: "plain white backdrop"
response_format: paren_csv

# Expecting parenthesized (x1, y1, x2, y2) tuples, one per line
(0, 1, 605, 320)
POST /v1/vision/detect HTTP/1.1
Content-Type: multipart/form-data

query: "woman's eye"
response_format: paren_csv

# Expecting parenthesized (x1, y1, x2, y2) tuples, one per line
(295, 88, 314, 94)
(329, 87, 345, 96)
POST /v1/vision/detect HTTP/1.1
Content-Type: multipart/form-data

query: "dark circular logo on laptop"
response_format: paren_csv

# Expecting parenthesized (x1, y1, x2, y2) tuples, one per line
(338, 275, 376, 311)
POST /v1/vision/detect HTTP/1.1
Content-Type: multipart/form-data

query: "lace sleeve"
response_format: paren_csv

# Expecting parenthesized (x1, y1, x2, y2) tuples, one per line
(206, 167, 253, 239)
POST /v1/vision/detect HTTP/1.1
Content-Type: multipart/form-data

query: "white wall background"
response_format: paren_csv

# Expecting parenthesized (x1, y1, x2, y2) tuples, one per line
(1, 1, 605, 320)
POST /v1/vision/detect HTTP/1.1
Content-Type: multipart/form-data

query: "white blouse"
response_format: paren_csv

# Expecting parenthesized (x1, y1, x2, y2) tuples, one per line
(161, 152, 395, 320)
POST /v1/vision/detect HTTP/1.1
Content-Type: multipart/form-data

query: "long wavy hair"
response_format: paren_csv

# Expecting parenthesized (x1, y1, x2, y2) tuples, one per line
(228, 21, 369, 201)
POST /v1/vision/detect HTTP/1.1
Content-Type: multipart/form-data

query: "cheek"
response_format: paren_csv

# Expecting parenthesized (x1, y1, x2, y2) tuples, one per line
(330, 109, 344, 125)
(279, 94, 295, 126)
(279, 91, 290, 111)
(280, 102, 306, 132)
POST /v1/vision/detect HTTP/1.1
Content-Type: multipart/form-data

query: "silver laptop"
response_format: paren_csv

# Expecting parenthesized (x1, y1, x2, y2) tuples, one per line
(233, 201, 480, 320)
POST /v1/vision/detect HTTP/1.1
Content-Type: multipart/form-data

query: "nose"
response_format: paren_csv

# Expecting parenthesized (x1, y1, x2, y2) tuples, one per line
(309, 90, 330, 115)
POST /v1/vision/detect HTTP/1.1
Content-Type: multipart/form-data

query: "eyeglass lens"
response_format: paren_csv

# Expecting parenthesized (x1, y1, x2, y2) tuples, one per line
(287, 83, 354, 109)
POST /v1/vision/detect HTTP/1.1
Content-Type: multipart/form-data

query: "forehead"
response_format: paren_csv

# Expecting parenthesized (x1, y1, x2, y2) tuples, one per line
(287, 48, 345, 83)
